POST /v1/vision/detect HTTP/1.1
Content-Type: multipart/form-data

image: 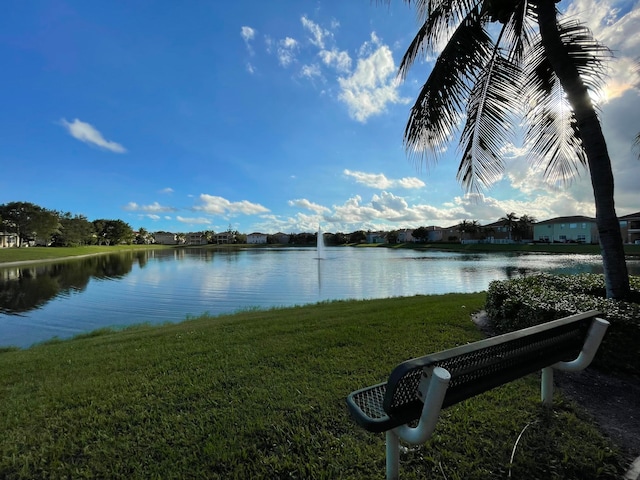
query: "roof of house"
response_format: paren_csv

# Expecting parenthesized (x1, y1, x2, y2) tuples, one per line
(483, 220, 511, 228)
(534, 215, 596, 225)
(619, 211, 640, 220)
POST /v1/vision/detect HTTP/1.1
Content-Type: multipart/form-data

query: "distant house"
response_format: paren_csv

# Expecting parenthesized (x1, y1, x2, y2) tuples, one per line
(0, 232, 19, 248)
(425, 226, 444, 242)
(154, 232, 179, 245)
(247, 232, 268, 244)
(186, 232, 208, 245)
(397, 229, 415, 243)
(619, 212, 640, 244)
(533, 216, 598, 244)
(213, 232, 236, 244)
(366, 232, 387, 244)
(272, 232, 290, 244)
(442, 225, 460, 242)
(481, 220, 511, 242)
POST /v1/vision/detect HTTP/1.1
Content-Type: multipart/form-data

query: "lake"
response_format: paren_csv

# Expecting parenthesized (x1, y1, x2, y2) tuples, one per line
(1, 247, 639, 348)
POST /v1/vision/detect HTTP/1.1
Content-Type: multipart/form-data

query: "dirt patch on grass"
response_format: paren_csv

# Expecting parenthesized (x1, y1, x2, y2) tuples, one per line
(555, 369, 640, 463)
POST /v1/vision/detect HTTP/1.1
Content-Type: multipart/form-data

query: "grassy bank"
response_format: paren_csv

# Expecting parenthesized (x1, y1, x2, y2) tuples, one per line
(0, 294, 625, 479)
(0, 244, 172, 265)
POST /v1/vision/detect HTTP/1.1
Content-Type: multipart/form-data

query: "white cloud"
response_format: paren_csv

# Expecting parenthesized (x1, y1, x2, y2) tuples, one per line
(256, 182, 610, 234)
(288, 198, 331, 214)
(300, 63, 322, 79)
(319, 48, 352, 73)
(123, 201, 177, 213)
(159, 187, 174, 194)
(565, 0, 640, 100)
(177, 216, 212, 225)
(147, 214, 161, 220)
(241, 26, 256, 42)
(194, 194, 270, 215)
(277, 37, 298, 67)
(343, 169, 425, 189)
(60, 118, 126, 153)
(281, 37, 297, 49)
(265, 17, 406, 122)
(241, 25, 256, 55)
(301, 15, 330, 49)
(337, 33, 409, 122)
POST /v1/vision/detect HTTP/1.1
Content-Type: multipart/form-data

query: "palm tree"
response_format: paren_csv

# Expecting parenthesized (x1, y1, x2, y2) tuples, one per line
(395, 0, 629, 298)
(499, 212, 519, 241)
(457, 220, 470, 241)
(515, 214, 536, 241)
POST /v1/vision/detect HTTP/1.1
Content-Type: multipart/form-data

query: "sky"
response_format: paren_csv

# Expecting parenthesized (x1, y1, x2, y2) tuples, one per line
(0, 0, 638, 235)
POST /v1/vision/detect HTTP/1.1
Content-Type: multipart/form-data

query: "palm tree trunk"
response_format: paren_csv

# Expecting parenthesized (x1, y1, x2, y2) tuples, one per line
(537, 0, 630, 299)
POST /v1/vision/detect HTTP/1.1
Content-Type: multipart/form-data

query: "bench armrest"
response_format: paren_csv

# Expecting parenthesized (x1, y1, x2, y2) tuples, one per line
(554, 317, 609, 372)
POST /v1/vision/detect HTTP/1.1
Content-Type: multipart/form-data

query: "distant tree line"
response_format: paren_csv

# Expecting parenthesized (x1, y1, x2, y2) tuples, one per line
(1, 201, 540, 249)
(0, 201, 134, 247)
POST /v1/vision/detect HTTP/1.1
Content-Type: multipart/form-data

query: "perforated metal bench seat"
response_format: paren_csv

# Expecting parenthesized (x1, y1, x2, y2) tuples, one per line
(347, 310, 604, 433)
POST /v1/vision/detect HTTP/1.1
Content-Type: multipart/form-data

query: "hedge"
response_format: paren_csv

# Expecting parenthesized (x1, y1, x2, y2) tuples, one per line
(485, 273, 640, 374)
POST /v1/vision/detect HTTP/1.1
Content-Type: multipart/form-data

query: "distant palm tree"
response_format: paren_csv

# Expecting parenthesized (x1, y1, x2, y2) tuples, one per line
(394, 0, 629, 298)
(499, 212, 519, 241)
(515, 214, 536, 241)
(457, 220, 471, 241)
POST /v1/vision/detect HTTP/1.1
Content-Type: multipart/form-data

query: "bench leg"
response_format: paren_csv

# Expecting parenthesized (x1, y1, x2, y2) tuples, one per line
(386, 430, 400, 480)
(541, 367, 554, 405)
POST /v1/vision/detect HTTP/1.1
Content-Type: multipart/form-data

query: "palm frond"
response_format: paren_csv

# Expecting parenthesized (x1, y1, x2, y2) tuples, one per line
(404, 8, 492, 164)
(556, 19, 610, 96)
(398, 0, 481, 80)
(524, 40, 587, 184)
(457, 52, 522, 192)
(522, 17, 607, 184)
(499, 0, 537, 65)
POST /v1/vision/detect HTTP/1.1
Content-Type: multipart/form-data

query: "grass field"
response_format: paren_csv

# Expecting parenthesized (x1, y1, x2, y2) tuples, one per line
(0, 294, 625, 479)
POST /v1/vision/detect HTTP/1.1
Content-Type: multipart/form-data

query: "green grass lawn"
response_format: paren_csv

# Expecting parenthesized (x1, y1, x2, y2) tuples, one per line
(0, 294, 625, 479)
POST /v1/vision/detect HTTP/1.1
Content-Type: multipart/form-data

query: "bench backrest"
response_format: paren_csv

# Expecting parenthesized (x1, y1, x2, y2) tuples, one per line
(381, 311, 599, 426)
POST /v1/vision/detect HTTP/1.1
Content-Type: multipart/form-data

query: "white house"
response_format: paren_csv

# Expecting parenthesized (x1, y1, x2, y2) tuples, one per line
(154, 232, 179, 245)
(0, 232, 19, 248)
(247, 232, 268, 244)
(213, 232, 236, 244)
(366, 232, 387, 244)
(186, 232, 208, 245)
(397, 229, 415, 243)
(533, 216, 598, 244)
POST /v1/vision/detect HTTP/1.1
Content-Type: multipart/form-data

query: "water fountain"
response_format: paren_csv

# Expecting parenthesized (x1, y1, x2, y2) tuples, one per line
(317, 226, 325, 260)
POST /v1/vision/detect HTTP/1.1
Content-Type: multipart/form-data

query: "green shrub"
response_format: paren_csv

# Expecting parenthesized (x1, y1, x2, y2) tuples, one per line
(486, 273, 640, 374)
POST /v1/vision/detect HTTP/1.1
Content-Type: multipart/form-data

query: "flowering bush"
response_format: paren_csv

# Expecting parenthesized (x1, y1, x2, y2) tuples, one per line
(486, 273, 640, 374)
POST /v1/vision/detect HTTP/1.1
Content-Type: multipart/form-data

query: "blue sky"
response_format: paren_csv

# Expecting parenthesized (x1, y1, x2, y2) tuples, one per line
(1, 0, 638, 235)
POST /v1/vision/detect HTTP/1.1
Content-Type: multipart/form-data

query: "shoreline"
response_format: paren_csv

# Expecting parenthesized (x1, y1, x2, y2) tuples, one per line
(2, 242, 640, 269)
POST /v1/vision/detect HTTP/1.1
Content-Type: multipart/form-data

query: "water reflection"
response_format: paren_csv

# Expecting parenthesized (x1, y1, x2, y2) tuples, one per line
(1, 247, 639, 348)
(0, 251, 148, 314)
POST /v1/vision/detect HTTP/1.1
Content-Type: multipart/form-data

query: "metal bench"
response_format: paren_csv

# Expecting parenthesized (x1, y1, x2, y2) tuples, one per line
(346, 310, 609, 479)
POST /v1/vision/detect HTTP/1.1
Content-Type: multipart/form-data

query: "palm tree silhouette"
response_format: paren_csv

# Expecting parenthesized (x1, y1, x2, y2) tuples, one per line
(394, 0, 629, 298)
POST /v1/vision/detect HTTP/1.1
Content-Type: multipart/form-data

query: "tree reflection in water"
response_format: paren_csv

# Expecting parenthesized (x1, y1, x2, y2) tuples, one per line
(0, 251, 149, 315)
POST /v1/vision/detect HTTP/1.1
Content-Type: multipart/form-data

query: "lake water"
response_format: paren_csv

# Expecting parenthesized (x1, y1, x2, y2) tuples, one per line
(1, 247, 639, 348)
